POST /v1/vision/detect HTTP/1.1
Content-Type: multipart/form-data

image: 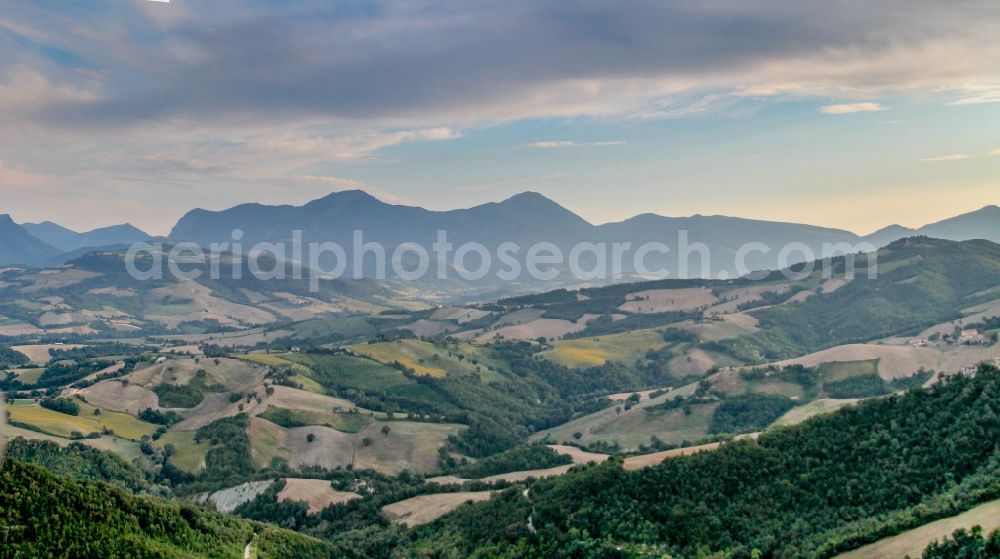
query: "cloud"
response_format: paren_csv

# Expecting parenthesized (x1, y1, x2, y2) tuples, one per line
(253, 128, 461, 161)
(947, 85, 1000, 105)
(3, 1, 1000, 129)
(821, 102, 886, 114)
(988, 149, 1000, 156)
(527, 140, 626, 149)
(921, 153, 972, 162)
(3, 1, 1000, 231)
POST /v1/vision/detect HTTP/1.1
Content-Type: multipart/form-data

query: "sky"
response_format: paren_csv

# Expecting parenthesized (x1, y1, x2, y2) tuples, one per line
(1, 0, 999, 236)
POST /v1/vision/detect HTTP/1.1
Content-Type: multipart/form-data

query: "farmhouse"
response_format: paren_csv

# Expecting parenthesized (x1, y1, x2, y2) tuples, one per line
(960, 329, 985, 344)
(908, 338, 928, 346)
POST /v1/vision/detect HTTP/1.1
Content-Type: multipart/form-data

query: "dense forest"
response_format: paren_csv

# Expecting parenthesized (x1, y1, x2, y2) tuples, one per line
(385, 365, 1000, 558)
(0, 460, 339, 558)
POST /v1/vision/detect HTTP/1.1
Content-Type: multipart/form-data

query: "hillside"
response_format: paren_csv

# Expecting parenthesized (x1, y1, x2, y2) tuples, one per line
(0, 459, 339, 558)
(0, 250, 400, 337)
(392, 365, 1000, 558)
(716, 237, 1000, 361)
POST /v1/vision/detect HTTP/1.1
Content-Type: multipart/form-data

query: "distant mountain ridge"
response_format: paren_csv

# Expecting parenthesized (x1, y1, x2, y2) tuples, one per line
(0, 219, 152, 267)
(169, 191, 1000, 281)
(0, 214, 61, 267)
(170, 190, 594, 250)
(4, 194, 997, 277)
(22, 221, 150, 252)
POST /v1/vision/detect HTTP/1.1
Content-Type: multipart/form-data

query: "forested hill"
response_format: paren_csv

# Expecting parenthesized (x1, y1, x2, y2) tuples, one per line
(728, 237, 1000, 360)
(394, 365, 1000, 558)
(0, 460, 339, 559)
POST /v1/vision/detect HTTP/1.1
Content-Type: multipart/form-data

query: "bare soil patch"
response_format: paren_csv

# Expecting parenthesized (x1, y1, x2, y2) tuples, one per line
(277, 478, 361, 514)
(383, 491, 493, 527)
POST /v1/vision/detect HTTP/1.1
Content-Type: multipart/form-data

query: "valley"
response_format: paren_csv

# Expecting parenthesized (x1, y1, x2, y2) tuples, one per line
(3, 235, 1000, 558)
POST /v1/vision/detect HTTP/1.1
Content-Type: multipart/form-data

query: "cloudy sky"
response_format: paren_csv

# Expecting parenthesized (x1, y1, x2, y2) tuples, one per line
(2, 0, 999, 235)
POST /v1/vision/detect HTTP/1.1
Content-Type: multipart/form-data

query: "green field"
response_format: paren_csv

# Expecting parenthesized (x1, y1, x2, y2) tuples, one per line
(541, 329, 668, 368)
(289, 315, 389, 340)
(286, 353, 413, 391)
(258, 405, 368, 433)
(534, 396, 720, 451)
(152, 431, 206, 473)
(285, 353, 456, 410)
(77, 401, 159, 440)
(818, 360, 880, 381)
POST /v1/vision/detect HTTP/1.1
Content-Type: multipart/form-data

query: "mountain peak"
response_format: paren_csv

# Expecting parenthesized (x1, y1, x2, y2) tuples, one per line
(314, 189, 380, 203)
(497, 191, 567, 210)
(504, 191, 548, 202)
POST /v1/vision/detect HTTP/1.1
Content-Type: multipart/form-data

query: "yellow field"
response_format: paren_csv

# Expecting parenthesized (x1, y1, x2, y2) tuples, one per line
(542, 329, 667, 368)
(289, 374, 325, 394)
(348, 339, 498, 378)
(7, 399, 159, 441)
(7, 404, 100, 438)
(383, 491, 493, 527)
(773, 399, 860, 427)
(834, 499, 1000, 559)
(153, 431, 206, 473)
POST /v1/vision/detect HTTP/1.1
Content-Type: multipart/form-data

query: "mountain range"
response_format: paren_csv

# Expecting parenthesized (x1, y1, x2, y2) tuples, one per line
(170, 190, 1000, 281)
(0, 216, 150, 267)
(3, 192, 999, 282)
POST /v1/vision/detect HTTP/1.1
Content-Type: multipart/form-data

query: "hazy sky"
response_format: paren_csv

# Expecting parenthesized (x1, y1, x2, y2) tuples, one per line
(1, 0, 999, 235)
